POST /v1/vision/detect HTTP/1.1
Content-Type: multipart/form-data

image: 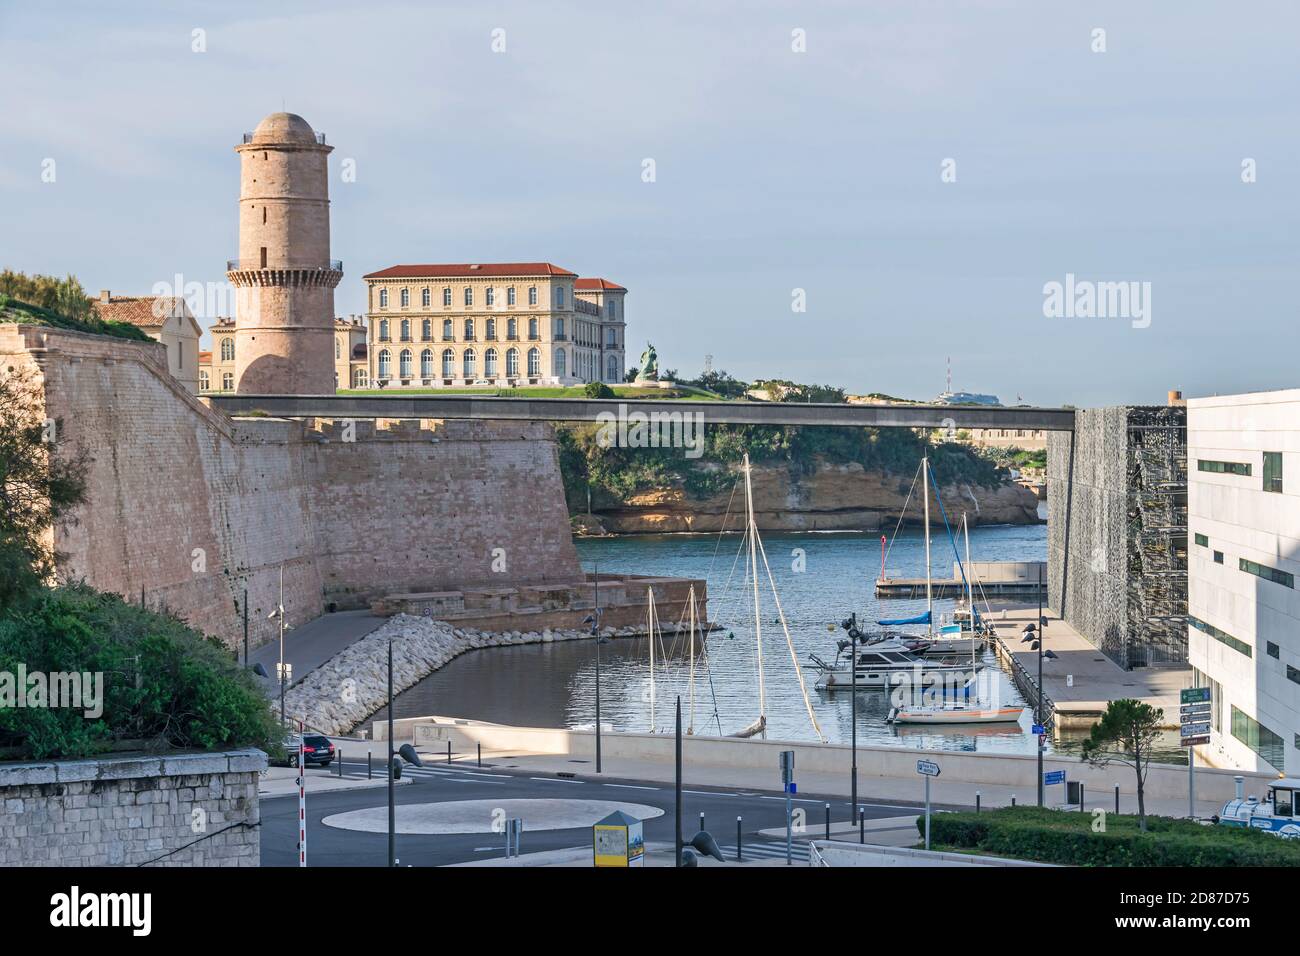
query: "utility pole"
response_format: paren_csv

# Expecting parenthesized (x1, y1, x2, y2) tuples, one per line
(1036, 564, 1044, 808)
(674, 697, 683, 868)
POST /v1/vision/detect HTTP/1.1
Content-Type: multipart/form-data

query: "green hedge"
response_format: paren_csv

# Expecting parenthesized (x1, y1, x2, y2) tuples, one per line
(0, 585, 281, 760)
(925, 806, 1300, 866)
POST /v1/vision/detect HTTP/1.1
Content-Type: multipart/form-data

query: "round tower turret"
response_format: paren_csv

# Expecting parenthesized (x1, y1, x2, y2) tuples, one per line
(227, 112, 341, 394)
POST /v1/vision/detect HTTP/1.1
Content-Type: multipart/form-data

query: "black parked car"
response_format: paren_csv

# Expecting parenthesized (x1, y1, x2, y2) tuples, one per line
(279, 732, 336, 768)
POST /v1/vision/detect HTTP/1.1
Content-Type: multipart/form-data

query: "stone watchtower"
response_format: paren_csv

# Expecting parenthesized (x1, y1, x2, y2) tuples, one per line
(227, 112, 341, 394)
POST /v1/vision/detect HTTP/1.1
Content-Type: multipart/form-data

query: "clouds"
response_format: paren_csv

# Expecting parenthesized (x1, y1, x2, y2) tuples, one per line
(1, 0, 1297, 404)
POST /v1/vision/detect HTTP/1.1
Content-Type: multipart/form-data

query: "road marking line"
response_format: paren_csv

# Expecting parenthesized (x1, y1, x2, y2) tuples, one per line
(682, 790, 738, 797)
(602, 783, 659, 791)
(448, 778, 505, 784)
(529, 776, 583, 784)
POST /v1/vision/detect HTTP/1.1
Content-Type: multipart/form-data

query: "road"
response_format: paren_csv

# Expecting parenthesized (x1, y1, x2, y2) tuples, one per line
(259, 758, 929, 866)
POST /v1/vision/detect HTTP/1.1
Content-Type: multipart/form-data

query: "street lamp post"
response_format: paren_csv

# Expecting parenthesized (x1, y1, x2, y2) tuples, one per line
(1021, 566, 1057, 808)
(387, 636, 395, 868)
(585, 563, 608, 774)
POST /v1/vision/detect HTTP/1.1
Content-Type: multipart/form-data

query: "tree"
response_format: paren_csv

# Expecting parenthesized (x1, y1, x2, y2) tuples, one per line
(0, 364, 88, 606)
(1080, 698, 1164, 830)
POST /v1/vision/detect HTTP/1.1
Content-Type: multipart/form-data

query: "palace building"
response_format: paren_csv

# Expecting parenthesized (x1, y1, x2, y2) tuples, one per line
(360, 263, 627, 389)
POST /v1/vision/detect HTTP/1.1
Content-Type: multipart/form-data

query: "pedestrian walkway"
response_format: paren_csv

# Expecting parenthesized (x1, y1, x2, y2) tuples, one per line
(727, 841, 810, 863)
(248, 609, 384, 693)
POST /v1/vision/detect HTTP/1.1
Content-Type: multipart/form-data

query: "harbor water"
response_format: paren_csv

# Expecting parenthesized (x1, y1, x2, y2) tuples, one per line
(367, 520, 1176, 759)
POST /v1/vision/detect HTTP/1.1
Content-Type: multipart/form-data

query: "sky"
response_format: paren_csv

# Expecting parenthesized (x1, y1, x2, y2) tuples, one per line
(1, 0, 1297, 407)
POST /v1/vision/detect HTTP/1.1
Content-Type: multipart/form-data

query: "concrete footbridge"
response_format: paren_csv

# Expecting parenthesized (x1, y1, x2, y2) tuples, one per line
(208, 394, 1076, 431)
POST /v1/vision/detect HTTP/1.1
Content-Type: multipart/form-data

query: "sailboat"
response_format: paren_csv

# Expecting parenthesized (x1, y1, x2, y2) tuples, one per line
(729, 454, 824, 741)
(888, 513, 1026, 725)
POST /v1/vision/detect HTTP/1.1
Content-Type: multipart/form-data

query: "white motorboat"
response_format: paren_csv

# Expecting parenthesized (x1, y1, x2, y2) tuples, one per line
(808, 639, 982, 691)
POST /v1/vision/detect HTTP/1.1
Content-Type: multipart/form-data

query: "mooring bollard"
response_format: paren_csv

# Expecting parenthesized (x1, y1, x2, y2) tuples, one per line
(858, 806, 865, 844)
(825, 802, 831, 840)
(736, 816, 743, 861)
(976, 791, 981, 814)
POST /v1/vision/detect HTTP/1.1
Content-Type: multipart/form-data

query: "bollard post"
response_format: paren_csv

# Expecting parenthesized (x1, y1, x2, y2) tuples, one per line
(736, 816, 743, 861)
(447, 740, 452, 765)
(825, 802, 831, 840)
(337, 751, 343, 777)
(976, 791, 981, 814)
(1011, 794, 1016, 807)
(478, 742, 482, 768)
(699, 811, 705, 835)
(1081, 783, 1086, 812)
(1115, 784, 1120, 815)
(367, 750, 372, 780)
(859, 806, 865, 844)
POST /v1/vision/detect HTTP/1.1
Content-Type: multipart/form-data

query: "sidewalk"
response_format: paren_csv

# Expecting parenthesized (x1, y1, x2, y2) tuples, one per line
(257, 763, 411, 798)
(329, 738, 1226, 820)
(248, 609, 383, 692)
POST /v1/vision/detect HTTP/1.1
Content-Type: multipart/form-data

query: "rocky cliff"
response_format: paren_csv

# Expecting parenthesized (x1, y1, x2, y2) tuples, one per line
(577, 460, 1041, 534)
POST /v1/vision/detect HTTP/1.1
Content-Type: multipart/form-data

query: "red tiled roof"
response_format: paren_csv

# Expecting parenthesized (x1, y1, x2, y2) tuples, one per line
(575, 278, 626, 291)
(92, 295, 192, 329)
(363, 263, 578, 280)
(199, 350, 212, 362)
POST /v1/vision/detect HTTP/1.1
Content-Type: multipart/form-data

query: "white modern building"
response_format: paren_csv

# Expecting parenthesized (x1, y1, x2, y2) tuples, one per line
(1187, 389, 1300, 775)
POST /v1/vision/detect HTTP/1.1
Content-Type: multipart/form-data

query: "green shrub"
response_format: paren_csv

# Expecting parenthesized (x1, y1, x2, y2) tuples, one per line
(0, 585, 281, 760)
(583, 381, 616, 399)
(925, 806, 1300, 867)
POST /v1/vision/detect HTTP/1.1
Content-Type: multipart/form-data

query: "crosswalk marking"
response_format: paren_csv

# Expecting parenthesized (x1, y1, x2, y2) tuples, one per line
(724, 842, 810, 861)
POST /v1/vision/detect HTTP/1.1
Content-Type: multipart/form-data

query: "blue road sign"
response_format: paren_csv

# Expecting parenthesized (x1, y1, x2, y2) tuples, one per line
(785, 782, 797, 794)
(1043, 770, 1066, 786)
(1032, 724, 1045, 735)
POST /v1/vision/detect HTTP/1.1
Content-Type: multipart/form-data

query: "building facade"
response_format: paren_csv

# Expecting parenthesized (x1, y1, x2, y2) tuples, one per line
(1047, 404, 1188, 669)
(1187, 389, 1299, 774)
(360, 263, 626, 389)
(91, 290, 202, 392)
(226, 112, 342, 395)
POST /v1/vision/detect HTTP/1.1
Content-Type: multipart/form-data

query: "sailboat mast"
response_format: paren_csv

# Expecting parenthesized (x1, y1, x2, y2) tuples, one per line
(743, 454, 767, 734)
(923, 456, 932, 624)
(688, 586, 696, 734)
(964, 512, 975, 672)
(648, 588, 656, 733)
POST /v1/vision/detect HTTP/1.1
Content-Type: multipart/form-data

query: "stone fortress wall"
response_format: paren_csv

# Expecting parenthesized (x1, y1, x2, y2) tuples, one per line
(1, 323, 582, 651)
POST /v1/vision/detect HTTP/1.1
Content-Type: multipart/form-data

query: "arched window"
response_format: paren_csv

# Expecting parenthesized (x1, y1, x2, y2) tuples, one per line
(486, 317, 496, 339)
(527, 347, 540, 376)
(528, 317, 539, 339)
(464, 318, 474, 339)
(442, 287, 452, 307)
(507, 317, 517, 340)
(485, 348, 498, 377)
(606, 354, 620, 382)
(400, 288, 410, 308)
(443, 318, 453, 340)
(353, 367, 368, 388)
(378, 349, 391, 378)
(463, 348, 476, 378)
(442, 348, 455, 377)
(506, 348, 519, 376)
(507, 287, 516, 306)
(400, 318, 411, 341)
(378, 288, 388, 309)
(220, 337, 234, 361)
(463, 287, 473, 307)
(378, 318, 390, 341)
(421, 287, 431, 308)
(399, 348, 412, 378)
(553, 348, 565, 377)
(420, 348, 433, 378)
(528, 286, 538, 305)
(421, 318, 432, 341)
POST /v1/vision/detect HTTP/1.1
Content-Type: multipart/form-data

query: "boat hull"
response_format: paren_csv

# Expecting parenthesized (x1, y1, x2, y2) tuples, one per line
(890, 705, 1025, 725)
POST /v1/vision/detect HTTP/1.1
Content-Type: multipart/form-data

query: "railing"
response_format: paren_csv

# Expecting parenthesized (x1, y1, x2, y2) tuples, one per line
(227, 258, 342, 272)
